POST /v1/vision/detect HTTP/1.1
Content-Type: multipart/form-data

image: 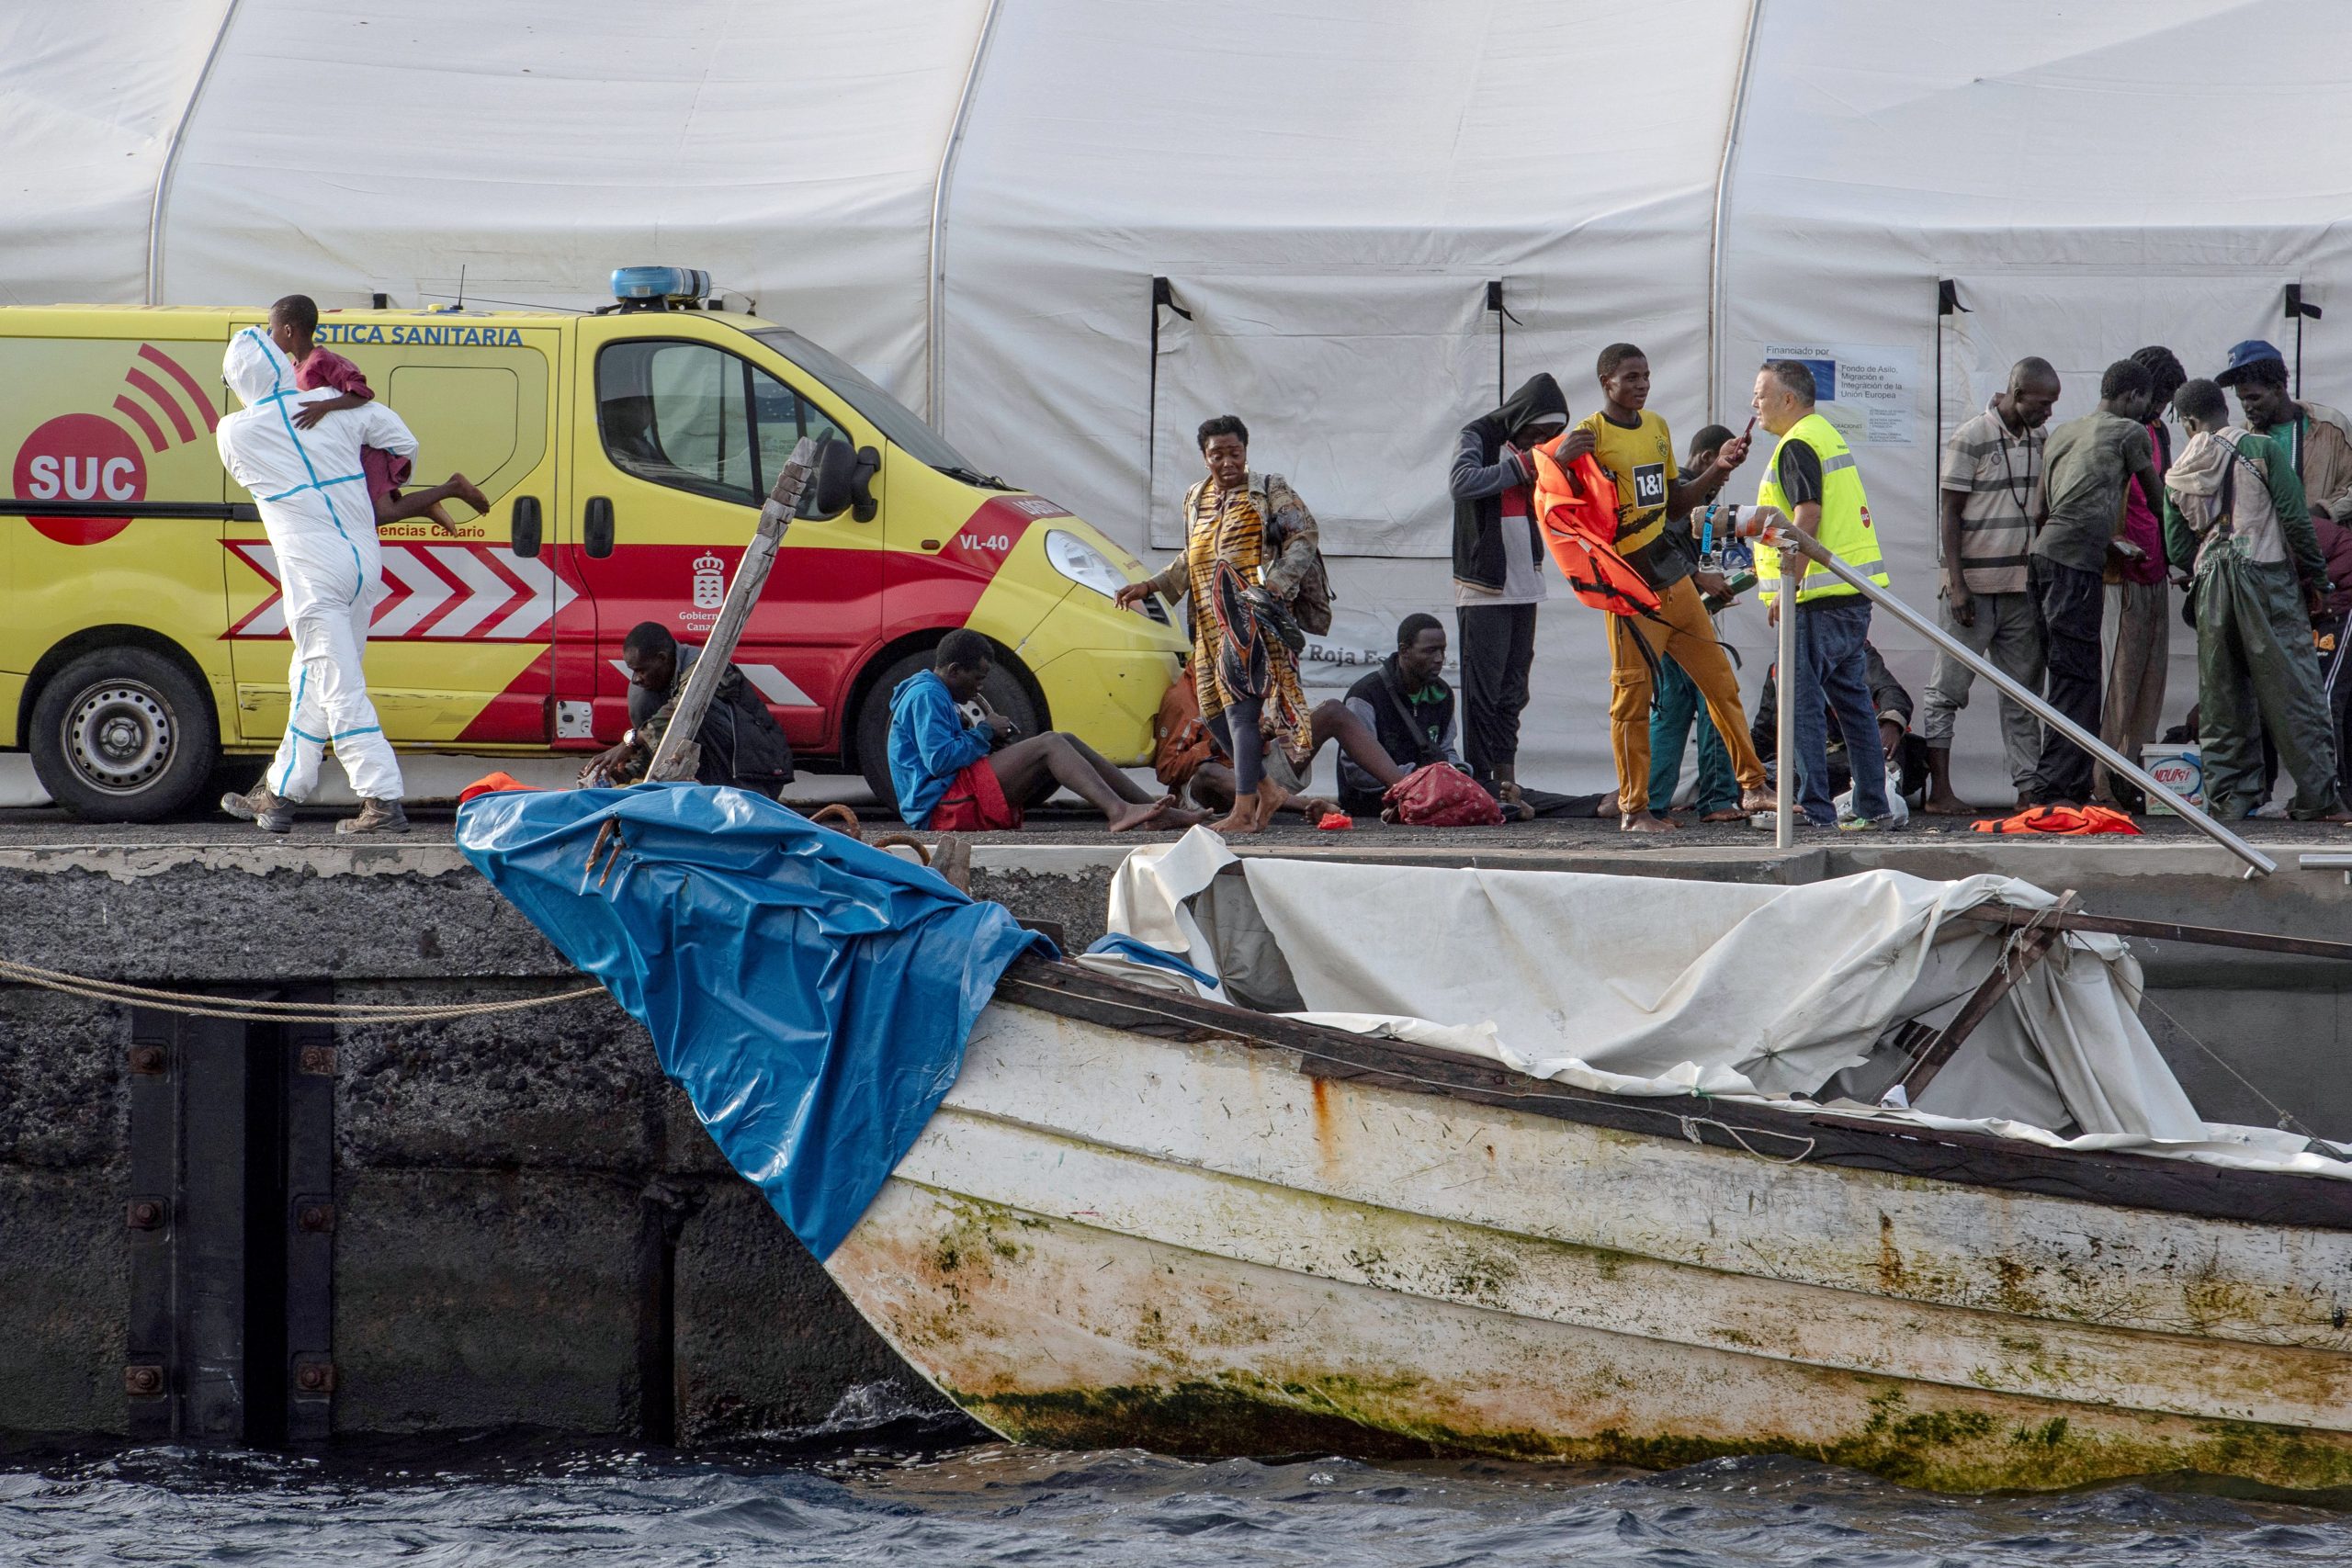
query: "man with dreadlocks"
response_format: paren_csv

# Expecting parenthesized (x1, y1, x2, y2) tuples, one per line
(1119, 414, 1320, 834)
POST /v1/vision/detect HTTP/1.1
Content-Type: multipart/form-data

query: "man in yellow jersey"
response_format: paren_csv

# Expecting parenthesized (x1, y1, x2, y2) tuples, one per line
(1746, 359, 1894, 829)
(1572, 342, 1779, 832)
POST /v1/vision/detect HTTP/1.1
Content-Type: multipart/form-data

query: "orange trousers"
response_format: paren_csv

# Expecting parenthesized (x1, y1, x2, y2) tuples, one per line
(1609, 575, 1768, 812)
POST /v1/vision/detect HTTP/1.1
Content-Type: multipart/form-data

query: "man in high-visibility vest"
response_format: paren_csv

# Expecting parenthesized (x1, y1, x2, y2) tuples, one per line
(1746, 359, 1894, 829)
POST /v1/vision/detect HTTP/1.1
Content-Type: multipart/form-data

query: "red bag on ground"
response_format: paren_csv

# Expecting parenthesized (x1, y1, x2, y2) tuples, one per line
(1971, 805, 2142, 836)
(1382, 763, 1506, 827)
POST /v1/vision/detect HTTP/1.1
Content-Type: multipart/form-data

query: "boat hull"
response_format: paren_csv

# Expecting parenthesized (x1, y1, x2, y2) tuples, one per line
(825, 999, 2352, 1492)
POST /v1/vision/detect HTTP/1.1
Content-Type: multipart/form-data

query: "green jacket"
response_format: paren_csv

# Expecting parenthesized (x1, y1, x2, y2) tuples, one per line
(2161, 429, 2325, 586)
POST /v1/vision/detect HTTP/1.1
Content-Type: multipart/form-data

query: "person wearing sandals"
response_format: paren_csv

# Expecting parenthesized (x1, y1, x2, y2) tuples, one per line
(1117, 415, 1321, 834)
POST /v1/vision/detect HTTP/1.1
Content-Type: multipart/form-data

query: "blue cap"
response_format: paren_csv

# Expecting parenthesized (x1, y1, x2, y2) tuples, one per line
(2214, 339, 2286, 387)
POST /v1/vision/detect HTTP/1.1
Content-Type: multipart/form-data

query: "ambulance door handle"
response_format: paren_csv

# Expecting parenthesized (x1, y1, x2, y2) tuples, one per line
(583, 496, 615, 558)
(510, 495, 542, 558)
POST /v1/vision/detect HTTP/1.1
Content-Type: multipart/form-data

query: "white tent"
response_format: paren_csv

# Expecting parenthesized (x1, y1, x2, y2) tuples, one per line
(4, 0, 2343, 796)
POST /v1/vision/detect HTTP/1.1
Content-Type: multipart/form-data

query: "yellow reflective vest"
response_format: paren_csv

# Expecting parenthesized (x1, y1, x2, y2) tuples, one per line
(1754, 412, 1889, 605)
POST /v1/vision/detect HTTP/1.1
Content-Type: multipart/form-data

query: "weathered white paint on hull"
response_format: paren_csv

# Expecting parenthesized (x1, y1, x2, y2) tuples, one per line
(823, 1003, 2352, 1490)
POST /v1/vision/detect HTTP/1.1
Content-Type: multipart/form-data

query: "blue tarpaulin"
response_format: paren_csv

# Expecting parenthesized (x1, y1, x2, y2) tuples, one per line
(457, 784, 1051, 1258)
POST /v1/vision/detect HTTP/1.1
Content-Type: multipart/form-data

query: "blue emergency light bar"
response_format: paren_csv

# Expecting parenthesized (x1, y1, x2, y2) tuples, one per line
(612, 266, 711, 303)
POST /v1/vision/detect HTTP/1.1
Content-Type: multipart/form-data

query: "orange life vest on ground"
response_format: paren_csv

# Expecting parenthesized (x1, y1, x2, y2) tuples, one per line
(1527, 436, 1663, 619)
(1971, 805, 2142, 837)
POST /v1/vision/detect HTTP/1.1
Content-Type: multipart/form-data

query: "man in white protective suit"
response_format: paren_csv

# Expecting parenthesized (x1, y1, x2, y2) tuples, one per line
(215, 326, 417, 833)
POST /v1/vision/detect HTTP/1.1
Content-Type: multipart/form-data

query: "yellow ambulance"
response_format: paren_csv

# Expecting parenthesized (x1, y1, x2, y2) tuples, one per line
(0, 269, 1184, 820)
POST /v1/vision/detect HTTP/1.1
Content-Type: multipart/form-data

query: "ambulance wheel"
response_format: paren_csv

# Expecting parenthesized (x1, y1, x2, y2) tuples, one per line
(28, 649, 220, 822)
(854, 647, 1041, 809)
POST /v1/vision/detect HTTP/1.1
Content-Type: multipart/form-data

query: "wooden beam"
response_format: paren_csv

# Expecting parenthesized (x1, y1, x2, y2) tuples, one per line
(1893, 891, 2078, 1106)
(1953, 902, 2352, 964)
(645, 437, 820, 783)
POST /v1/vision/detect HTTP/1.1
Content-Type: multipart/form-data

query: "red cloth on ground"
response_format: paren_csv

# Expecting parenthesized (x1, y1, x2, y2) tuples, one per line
(296, 346, 411, 505)
(925, 758, 1023, 831)
(1971, 805, 2142, 836)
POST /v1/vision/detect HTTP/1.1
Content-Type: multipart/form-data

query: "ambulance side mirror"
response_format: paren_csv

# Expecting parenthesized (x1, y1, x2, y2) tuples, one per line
(808, 437, 881, 523)
(510, 495, 542, 558)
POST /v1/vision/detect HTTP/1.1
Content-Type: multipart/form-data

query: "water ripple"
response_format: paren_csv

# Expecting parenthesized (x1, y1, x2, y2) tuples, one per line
(2, 1439, 2349, 1567)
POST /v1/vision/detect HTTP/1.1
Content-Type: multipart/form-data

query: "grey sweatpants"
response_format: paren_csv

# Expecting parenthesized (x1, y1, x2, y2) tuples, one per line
(2096, 579, 2169, 803)
(1920, 587, 2044, 795)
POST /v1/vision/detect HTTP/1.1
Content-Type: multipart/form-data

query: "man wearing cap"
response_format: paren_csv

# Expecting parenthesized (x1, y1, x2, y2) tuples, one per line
(2215, 340, 2352, 526)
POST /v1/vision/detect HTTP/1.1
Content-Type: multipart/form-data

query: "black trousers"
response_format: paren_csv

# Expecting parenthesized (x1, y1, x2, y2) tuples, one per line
(1457, 601, 1538, 784)
(2027, 556, 2104, 805)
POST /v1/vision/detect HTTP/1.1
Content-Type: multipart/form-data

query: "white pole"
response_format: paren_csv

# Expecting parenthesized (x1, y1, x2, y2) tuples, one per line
(1764, 526, 2276, 876)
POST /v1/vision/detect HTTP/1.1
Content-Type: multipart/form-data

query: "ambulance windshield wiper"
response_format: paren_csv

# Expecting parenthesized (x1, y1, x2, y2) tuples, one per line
(937, 464, 1015, 491)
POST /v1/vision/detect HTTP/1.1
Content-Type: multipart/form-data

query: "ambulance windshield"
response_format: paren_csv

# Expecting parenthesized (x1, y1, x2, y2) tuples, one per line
(748, 329, 1002, 486)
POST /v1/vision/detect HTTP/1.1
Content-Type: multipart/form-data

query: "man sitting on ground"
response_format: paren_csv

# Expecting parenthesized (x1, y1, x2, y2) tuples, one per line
(580, 622, 795, 797)
(1335, 614, 1465, 817)
(888, 629, 1201, 832)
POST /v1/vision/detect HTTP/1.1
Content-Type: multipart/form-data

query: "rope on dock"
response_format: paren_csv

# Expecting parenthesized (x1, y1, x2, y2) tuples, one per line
(0, 957, 605, 1024)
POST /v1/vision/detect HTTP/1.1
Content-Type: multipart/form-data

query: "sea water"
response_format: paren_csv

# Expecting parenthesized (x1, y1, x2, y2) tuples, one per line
(5, 1431, 2348, 1567)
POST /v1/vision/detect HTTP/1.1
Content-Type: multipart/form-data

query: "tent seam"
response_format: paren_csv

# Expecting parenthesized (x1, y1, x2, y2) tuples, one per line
(1708, 0, 1765, 425)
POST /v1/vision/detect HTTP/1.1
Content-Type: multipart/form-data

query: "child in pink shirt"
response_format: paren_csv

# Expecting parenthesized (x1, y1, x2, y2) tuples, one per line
(268, 297, 489, 534)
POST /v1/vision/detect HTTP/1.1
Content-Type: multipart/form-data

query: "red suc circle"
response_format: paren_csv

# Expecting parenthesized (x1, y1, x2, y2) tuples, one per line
(13, 413, 145, 545)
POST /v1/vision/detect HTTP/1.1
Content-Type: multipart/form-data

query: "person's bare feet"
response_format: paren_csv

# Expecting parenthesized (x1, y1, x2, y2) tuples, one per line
(1107, 799, 1164, 832)
(1920, 793, 1976, 816)
(1251, 780, 1294, 831)
(1701, 807, 1748, 823)
(449, 473, 491, 516)
(1210, 792, 1262, 835)
(1159, 805, 1212, 829)
(1621, 810, 1679, 833)
(1738, 785, 1778, 814)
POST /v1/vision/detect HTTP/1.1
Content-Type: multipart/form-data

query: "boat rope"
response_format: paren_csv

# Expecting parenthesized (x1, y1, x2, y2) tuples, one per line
(2131, 983, 2318, 1142)
(0, 956, 606, 1024)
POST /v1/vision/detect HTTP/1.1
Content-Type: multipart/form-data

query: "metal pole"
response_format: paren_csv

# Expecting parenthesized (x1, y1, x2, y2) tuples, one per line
(1774, 577, 1795, 847)
(1763, 526, 2277, 875)
(645, 437, 820, 783)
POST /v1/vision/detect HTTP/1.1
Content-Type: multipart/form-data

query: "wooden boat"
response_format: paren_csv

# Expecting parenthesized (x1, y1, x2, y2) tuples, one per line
(823, 943, 2352, 1494)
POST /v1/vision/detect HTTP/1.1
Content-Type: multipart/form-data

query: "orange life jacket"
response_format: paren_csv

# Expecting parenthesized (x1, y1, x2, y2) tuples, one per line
(1527, 436, 1663, 619)
(1971, 805, 2143, 837)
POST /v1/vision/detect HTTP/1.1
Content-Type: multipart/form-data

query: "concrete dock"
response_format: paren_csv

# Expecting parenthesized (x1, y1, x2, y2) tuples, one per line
(4, 807, 2347, 1448)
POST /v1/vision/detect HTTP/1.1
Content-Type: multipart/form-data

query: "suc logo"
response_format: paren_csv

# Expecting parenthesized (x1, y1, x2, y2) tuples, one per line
(12, 413, 144, 546)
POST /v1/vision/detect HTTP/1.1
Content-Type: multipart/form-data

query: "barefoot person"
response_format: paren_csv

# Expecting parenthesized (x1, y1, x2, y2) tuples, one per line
(1115, 415, 1321, 834)
(1573, 343, 1777, 832)
(1921, 357, 2057, 815)
(268, 295, 491, 535)
(887, 631, 1198, 832)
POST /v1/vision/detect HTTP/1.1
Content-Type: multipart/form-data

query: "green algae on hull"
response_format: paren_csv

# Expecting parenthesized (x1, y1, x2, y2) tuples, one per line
(948, 1373, 2352, 1495)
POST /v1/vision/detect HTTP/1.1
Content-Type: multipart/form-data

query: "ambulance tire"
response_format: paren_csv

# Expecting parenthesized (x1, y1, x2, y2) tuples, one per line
(28, 648, 220, 823)
(854, 647, 1040, 809)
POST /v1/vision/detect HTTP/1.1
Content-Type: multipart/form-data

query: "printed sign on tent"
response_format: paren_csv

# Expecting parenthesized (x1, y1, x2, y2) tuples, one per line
(1765, 342, 1917, 446)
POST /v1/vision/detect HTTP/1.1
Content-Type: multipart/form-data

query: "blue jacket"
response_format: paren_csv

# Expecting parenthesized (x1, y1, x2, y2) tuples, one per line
(888, 669, 995, 827)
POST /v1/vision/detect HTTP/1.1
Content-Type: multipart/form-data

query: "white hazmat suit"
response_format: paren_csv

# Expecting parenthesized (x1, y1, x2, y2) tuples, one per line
(217, 328, 414, 802)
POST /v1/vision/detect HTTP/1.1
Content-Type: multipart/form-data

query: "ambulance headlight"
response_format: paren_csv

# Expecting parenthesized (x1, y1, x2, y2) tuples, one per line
(1044, 530, 1129, 599)
(612, 266, 712, 303)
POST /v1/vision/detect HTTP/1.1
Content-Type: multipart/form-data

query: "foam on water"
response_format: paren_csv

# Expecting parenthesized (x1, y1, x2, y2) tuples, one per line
(4, 1439, 2350, 1567)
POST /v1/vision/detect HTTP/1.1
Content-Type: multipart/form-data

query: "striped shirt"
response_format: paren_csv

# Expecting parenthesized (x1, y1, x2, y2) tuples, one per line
(1939, 404, 2041, 595)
